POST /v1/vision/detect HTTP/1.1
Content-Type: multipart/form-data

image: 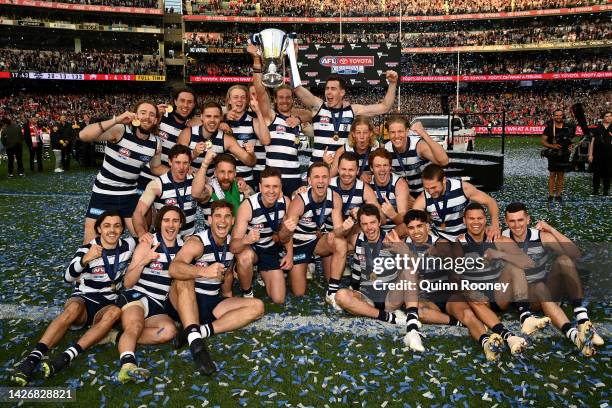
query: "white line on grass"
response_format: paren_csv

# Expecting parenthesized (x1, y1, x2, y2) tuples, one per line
(0, 303, 609, 338)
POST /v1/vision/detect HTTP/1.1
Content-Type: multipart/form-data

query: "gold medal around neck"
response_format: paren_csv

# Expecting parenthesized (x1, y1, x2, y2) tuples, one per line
(333, 133, 339, 141)
(370, 272, 377, 282)
(440, 222, 447, 230)
(111, 283, 117, 292)
(294, 136, 301, 145)
(132, 119, 141, 127)
(166, 105, 173, 113)
(205, 140, 213, 149)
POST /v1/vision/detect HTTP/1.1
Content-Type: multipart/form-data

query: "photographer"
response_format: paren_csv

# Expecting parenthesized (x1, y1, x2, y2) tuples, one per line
(588, 111, 612, 196)
(541, 110, 576, 203)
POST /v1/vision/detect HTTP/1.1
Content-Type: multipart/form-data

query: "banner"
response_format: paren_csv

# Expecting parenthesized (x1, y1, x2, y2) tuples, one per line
(189, 76, 251, 83)
(17, 20, 43, 27)
(187, 47, 245, 54)
(402, 39, 612, 53)
(401, 71, 612, 82)
(183, 4, 611, 23)
(474, 125, 587, 135)
(297, 43, 400, 87)
(2, 72, 165, 81)
(0, 0, 162, 15)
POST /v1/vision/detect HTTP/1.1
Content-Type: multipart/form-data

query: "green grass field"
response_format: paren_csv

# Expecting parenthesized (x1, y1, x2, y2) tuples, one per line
(0, 137, 610, 407)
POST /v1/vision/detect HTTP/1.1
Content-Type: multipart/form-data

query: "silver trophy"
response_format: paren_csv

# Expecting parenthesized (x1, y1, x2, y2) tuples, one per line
(250, 28, 293, 88)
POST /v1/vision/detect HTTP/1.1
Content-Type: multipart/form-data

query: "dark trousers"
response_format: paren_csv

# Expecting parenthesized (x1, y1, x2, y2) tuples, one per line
(7, 144, 24, 175)
(28, 144, 43, 172)
(592, 157, 611, 194)
(61, 145, 71, 170)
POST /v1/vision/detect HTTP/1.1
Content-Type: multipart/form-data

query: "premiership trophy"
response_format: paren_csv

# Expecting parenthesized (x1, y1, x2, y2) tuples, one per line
(250, 28, 301, 88)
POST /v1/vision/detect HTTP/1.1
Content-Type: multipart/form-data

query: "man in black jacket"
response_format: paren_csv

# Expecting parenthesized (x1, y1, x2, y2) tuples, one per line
(1, 117, 25, 177)
(588, 111, 612, 196)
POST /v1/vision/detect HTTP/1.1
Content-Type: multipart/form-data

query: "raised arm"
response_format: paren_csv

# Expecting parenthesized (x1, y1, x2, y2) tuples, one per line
(413, 121, 449, 167)
(278, 194, 304, 243)
(294, 86, 324, 113)
(124, 241, 160, 289)
(352, 71, 398, 117)
(247, 43, 275, 124)
(225, 134, 256, 166)
(78, 112, 134, 143)
(132, 178, 162, 240)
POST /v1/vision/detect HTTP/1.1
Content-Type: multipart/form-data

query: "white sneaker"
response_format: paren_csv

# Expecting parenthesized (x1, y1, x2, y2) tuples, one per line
(54, 168, 64, 173)
(521, 315, 550, 335)
(506, 335, 527, 355)
(403, 329, 425, 352)
(575, 321, 596, 357)
(483, 333, 504, 361)
(325, 293, 342, 312)
(391, 310, 407, 326)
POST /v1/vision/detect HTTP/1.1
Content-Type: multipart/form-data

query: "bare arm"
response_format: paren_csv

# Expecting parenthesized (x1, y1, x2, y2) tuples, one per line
(78, 111, 137, 142)
(225, 135, 256, 166)
(537, 222, 582, 259)
(493, 237, 535, 269)
(331, 192, 351, 237)
(414, 122, 449, 167)
(149, 145, 167, 176)
(252, 116, 271, 146)
(124, 241, 159, 289)
(169, 237, 221, 280)
(294, 86, 323, 113)
(278, 194, 304, 243)
(247, 43, 275, 125)
(412, 192, 426, 210)
(352, 70, 398, 116)
(291, 108, 313, 125)
(132, 179, 161, 238)
(329, 145, 345, 177)
(229, 200, 253, 254)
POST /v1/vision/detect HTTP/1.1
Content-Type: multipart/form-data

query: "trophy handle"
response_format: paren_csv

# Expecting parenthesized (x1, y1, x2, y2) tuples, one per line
(250, 33, 261, 46)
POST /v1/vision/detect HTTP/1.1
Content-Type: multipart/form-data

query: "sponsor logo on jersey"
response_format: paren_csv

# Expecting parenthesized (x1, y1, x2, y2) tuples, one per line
(195, 260, 208, 267)
(159, 131, 169, 140)
(165, 198, 178, 206)
(92, 266, 106, 275)
(150, 261, 163, 270)
(319, 117, 330, 124)
(275, 125, 286, 133)
(119, 147, 131, 158)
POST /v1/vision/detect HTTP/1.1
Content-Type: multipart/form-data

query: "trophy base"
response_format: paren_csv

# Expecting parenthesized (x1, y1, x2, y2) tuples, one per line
(262, 72, 284, 88)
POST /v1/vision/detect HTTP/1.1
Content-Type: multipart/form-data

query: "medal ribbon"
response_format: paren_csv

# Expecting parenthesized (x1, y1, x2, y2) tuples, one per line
(156, 233, 173, 265)
(309, 188, 328, 231)
(167, 172, 187, 210)
(510, 229, 532, 253)
(208, 229, 228, 266)
(339, 182, 356, 216)
(373, 178, 393, 205)
(432, 179, 451, 226)
(330, 108, 343, 138)
(364, 232, 385, 272)
(97, 237, 120, 282)
(258, 194, 280, 232)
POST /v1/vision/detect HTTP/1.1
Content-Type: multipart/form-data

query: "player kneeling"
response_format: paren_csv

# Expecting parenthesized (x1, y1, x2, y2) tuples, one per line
(334, 204, 426, 352)
(168, 200, 264, 375)
(10, 211, 134, 385)
(115, 205, 185, 383)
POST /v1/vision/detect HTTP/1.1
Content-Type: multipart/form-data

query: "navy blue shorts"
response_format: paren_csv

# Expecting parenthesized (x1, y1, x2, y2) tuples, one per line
(253, 244, 285, 272)
(292, 238, 320, 265)
(116, 289, 166, 319)
(165, 293, 224, 325)
(86, 191, 139, 219)
(68, 292, 116, 329)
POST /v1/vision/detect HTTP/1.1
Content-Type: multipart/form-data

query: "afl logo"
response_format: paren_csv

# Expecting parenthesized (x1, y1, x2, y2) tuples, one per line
(150, 262, 163, 270)
(276, 125, 286, 133)
(92, 266, 105, 275)
(195, 261, 208, 267)
(165, 198, 178, 206)
(119, 148, 130, 158)
(320, 117, 330, 124)
(159, 131, 169, 140)
(253, 224, 264, 230)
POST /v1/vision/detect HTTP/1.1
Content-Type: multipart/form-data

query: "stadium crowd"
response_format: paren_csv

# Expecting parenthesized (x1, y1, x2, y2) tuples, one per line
(189, 0, 606, 16)
(185, 21, 609, 48)
(402, 54, 611, 75)
(0, 49, 164, 75)
(403, 21, 611, 47)
(1, 89, 608, 128)
(185, 61, 252, 77)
